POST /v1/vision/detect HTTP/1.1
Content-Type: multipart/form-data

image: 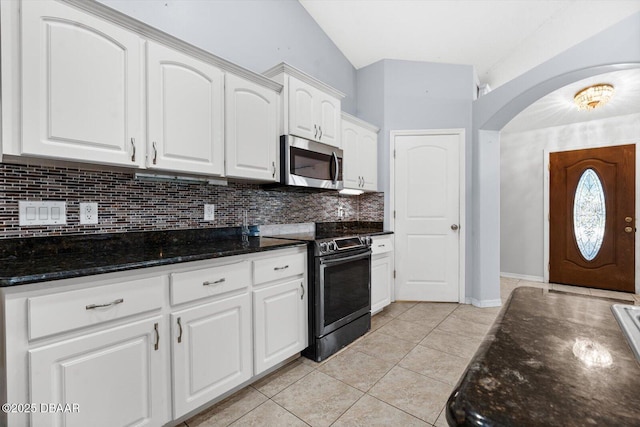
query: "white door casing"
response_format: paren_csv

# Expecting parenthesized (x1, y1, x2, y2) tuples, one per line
(391, 130, 465, 302)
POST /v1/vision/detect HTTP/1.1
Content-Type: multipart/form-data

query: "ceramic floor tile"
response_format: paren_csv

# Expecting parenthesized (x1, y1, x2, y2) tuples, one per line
(434, 408, 450, 427)
(449, 305, 500, 326)
(590, 288, 636, 302)
(368, 366, 452, 424)
(551, 283, 591, 295)
(399, 345, 469, 386)
(436, 315, 491, 339)
(186, 387, 267, 427)
(370, 312, 394, 331)
(229, 400, 308, 427)
(318, 349, 394, 392)
(350, 330, 417, 363)
(397, 303, 458, 327)
(382, 301, 418, 318)
(272, 371, 363, 427)
(499, 277, 520, 287)
(419, 329, 483, 358)
(332, 394, 428, 427)
(251, 359, 315, 397)
(376, 318, 433, 343)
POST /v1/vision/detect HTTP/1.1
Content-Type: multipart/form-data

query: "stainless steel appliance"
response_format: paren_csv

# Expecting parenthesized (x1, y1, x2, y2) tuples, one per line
(303, 235, 372, 362)
(280, 135, 343, 190)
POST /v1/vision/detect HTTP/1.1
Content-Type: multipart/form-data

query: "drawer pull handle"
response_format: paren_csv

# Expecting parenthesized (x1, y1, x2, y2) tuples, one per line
(300, 283, 305, 300)
(378, 244, 385, 247)
(274, 265, 289, 271)
(203, 278, 225, 286)
(86, 298, 124, 310)
(154, 322, 159, 351)
(177, 317, 183, 344)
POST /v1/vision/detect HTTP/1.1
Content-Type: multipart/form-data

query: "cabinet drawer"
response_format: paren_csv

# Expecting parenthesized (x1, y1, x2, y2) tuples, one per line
(253, 252, 305, 285)
(171, 260, 250, 305)
(28, 277, 164, 340)
(371, 237, 393, 255)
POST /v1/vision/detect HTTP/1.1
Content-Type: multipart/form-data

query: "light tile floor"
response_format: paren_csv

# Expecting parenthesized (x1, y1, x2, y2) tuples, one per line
(183, 279, 639, 427)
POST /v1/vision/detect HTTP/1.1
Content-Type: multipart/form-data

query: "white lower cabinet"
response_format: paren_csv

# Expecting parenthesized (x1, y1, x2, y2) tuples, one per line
(2, 246, 307, 427)
(29, 316, 169, 427)
(171, 292, 252, 418)
(253, 278, 307, 374)
(371, 237, 394, 314)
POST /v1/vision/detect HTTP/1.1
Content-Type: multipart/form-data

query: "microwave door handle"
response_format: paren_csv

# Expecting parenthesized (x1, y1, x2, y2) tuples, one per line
(331, 151, 339, 184)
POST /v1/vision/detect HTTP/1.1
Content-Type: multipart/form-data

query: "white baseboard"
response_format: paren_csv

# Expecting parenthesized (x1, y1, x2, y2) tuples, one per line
(500, 272, 544, 283)
(464, 297, 502, 307)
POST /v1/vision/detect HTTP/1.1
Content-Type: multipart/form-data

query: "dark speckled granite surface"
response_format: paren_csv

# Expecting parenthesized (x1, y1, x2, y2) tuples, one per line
(0, 228, 305, 287)
(447, 287, 640, 426)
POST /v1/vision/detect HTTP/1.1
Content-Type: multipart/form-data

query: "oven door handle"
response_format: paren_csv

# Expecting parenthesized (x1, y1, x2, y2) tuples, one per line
(319, 250, 371, 266)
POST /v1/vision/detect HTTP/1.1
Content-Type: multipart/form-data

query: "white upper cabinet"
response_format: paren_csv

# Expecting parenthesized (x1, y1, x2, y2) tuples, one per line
(20, 0, 143, 168)
(342, 113, 379, 192)
(147, 41, 224, 176)
(264, 63, 344, 148)
(225, 74, 279, 181)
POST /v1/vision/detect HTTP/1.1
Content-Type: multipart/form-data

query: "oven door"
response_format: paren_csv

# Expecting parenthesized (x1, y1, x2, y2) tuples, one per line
(315, 248, 371, 337)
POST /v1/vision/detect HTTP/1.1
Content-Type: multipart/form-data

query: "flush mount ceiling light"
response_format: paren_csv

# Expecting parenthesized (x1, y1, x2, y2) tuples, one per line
(574, 83, 614, 111)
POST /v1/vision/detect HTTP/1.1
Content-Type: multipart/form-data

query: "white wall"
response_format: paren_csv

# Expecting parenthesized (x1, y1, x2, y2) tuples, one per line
(98, 0, 358, 113)
(500, 112, 640, 278)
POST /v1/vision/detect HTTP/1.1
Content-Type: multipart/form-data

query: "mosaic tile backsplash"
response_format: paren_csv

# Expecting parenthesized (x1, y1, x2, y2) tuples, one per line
(0, 163, 384, 238)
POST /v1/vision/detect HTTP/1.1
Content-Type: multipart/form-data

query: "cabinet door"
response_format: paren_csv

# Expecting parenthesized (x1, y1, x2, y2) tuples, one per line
(29, 316, 169, 427)
(288, 76, 317, 141)
(253, 278, 307, 374)
(359, 129, 378, 191)
(21, 0, 143, 167)
(371, 255, 392, 314)
(147, 41, 224, 176)
(225, 74, 278, 181)
(341, 123, 360, 189)
(172, 293, 252, 418)
(316, 92, 341, 148)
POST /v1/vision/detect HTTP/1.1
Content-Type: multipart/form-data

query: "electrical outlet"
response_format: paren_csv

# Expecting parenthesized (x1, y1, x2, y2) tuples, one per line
(80, 202, 99, 225)
(204, 204, 215, 221)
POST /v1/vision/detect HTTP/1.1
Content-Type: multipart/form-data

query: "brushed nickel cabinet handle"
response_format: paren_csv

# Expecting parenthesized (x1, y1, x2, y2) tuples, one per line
(319, 126, 323, 139)
(154, 322, 159, 351)
(274, 265, 289, 271)
(272, 161, 276, 178)
(177, 317, 183, 344)
(314, 124, 318, 139)
(203, 278, 225, 286)
(300, 283, 305, 300)
(86, 298, 124, 310)
(152, 141, 158, 165)
(130, 138, 136, 162)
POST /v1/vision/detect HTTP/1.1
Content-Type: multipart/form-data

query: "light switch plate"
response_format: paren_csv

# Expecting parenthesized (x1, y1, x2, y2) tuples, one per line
(80, 202, 99, 225)
(204, 204, 215, 221)
(19, 201, 67, 226)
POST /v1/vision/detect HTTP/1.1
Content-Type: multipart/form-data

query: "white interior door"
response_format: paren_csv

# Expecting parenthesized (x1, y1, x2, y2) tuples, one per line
(394, 132, 461, 301)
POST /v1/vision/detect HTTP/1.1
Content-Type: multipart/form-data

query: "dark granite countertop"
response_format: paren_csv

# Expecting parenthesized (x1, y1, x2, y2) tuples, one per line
(315, 221, 392, 237)
(0, 228, 305, 287)
(447, 287, 640, 426)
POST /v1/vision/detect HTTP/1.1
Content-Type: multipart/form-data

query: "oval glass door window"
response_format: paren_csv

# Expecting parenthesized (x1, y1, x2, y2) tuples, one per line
(573, 168, 606, 261)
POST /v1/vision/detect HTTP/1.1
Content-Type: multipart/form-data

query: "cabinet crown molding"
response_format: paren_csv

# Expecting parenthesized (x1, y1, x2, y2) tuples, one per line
(263, 62, 345, 100)
(341, 112, 380, 133)
(60, 0, 283, 92)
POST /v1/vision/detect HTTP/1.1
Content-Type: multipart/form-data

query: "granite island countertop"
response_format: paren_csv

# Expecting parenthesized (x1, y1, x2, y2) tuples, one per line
(0, 228, 305, 287)
(447, 287, 640, 426)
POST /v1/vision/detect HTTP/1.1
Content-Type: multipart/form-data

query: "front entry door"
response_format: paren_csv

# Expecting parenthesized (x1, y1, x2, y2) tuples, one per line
(549, 144, 635, 292)
(394, 132, 461, 301)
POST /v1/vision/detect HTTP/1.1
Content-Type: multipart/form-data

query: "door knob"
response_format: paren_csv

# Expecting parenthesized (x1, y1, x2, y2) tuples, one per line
(625, 217, 633, 223)
(625, 226, 633, 233)
(451, 224, 459, 231)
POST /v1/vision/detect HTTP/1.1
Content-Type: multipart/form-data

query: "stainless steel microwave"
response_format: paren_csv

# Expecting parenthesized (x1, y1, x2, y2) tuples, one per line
(280, 135, 343, 190)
